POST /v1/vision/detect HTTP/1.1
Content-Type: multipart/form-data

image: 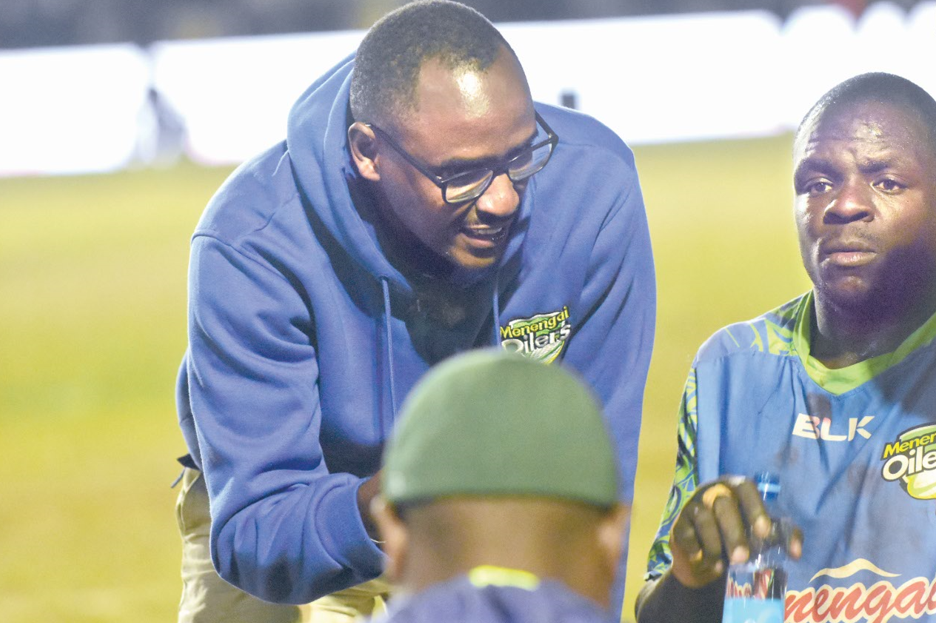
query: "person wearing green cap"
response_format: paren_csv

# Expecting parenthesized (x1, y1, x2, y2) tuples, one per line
(369, 349, 630, 623)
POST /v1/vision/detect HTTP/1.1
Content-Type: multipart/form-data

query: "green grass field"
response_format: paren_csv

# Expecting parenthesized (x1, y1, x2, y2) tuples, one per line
(0, 135, 811, 622)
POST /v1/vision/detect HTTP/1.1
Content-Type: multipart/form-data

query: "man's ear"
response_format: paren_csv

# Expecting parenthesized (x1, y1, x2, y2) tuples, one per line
(348, 121, 381, 182)
(597, 503, 631, 574)
(371, 496, 408, 581)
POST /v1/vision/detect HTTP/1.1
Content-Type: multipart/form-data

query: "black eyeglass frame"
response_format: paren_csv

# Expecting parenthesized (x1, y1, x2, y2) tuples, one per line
(365, 111, 559, 205)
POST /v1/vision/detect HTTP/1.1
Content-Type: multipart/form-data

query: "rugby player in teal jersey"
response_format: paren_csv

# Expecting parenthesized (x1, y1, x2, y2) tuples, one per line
(637, 72, 936, 623)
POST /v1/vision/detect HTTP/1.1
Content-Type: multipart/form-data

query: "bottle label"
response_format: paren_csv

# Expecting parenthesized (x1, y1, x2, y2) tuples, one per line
(722, 597, 784, 623)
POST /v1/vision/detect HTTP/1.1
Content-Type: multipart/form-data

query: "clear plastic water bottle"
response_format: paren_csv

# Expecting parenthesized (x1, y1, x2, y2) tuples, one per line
(721, 472, 788, 623)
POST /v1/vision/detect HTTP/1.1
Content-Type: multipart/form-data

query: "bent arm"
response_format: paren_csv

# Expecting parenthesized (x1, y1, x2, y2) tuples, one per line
(184, 236, 383, 603)
(637, 368, 722, 623)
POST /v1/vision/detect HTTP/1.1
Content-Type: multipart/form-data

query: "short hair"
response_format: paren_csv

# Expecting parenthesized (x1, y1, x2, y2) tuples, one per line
(349, 0, 516, 126)
(796, 72, 936, 155)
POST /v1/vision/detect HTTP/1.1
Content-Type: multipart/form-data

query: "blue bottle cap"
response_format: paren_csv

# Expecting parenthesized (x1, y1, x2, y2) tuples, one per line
(754, 471, 780, 501)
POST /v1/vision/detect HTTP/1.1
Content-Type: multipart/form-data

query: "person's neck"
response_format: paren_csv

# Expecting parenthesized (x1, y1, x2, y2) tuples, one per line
(402, 542, 611, 608)
(810, 287, 936, 369)
(399, 500, 613, 608)
(383, 227, 455, 284)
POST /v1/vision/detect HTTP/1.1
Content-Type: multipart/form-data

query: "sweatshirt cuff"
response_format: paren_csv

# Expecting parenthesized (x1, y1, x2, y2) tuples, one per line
(317, 478, 385, 576)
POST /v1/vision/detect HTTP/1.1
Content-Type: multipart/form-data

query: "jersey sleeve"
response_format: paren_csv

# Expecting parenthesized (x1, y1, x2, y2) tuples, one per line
(646, 366, 701, 580)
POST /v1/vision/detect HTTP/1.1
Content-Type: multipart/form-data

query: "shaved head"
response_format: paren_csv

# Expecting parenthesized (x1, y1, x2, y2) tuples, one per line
(796, 73, 936, 159)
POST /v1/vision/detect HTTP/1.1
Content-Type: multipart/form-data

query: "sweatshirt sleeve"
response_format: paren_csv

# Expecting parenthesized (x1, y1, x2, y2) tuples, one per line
(551, 160, 655, 614)
(559, 160, 656, 504)
(184, 234, 384, 603)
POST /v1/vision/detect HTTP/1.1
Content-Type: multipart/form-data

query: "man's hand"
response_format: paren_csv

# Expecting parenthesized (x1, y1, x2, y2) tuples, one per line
(669, 477, 803, 589)
(357, 471, 383, 543)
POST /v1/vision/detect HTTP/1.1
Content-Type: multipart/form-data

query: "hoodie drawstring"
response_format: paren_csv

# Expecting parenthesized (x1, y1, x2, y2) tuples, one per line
(492, 271, 502, 346)
(380, 277, 398, 437)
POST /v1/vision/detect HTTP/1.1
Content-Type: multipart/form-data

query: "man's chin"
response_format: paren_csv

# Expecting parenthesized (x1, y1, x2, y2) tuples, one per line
(815, 278, 879, 314)
(447, 251, 499, 273)
(444, 240, 504, 271)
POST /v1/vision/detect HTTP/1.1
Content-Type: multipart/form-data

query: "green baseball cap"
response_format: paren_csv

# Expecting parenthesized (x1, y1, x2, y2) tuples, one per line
(382, 350, 620, 507)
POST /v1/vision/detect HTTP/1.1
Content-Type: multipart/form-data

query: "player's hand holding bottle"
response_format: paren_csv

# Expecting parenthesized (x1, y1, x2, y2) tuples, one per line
(668, 474, 803, 589)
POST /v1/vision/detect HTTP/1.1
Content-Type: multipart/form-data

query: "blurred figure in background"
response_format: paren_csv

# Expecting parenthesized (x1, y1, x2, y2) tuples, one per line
(135, 85, 186, 167)
(636, 72, 936, 623)
(173, 1, 654, 622)
(372, 350, 630, 623)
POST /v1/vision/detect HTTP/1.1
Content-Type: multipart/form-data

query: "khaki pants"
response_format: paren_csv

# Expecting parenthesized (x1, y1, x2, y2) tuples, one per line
(176, 468, 390, 623)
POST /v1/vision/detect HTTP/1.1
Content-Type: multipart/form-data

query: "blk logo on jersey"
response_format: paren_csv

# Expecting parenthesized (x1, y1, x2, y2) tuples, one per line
(880, 424, 936, 502)
(792, 414, 874, 442)
(499, 306, 571, 363)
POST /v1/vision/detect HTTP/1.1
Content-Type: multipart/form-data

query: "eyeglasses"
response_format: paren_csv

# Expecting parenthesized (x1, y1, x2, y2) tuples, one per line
(366, 111, 559, 205)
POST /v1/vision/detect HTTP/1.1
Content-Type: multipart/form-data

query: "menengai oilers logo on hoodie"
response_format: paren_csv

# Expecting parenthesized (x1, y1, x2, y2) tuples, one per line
(499, 307, 571, 363)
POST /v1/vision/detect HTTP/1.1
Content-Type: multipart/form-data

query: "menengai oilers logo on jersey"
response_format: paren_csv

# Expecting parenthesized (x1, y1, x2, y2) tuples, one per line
(880, 424, 936, 503)
(499, 307, 571, 363)
(786, 559, 936, 623)
(792, 414, 874, 442)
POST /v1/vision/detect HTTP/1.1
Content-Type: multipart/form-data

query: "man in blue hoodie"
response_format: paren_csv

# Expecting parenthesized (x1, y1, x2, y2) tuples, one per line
(174, 1, 655, 622)
(371, 350, 629, 623)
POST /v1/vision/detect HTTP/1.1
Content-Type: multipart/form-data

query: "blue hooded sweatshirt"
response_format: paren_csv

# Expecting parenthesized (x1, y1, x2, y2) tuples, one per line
(175, 55, 655, 605)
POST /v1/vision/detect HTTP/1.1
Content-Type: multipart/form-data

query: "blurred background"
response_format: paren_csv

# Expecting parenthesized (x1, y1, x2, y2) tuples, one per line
(0, 0, 922, 48)
(0, 1, 933, 622)
(3, 0, 932, 49)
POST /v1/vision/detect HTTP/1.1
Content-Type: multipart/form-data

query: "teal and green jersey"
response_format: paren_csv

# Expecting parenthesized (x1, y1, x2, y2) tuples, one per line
(648, 292, 936, 623)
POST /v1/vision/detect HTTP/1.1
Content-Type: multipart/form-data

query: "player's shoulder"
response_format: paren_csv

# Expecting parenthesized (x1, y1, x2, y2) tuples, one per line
(694, 294, 807, 366)
(536, 102, 635, 171)
(376, 575, 612, 623)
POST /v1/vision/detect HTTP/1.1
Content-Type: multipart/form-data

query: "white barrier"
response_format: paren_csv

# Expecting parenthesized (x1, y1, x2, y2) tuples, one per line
(0, 7, 934, 177)
(0, 44, 150, 176)
(149, 31, 365, 165)
(504, 12, 787, 144)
